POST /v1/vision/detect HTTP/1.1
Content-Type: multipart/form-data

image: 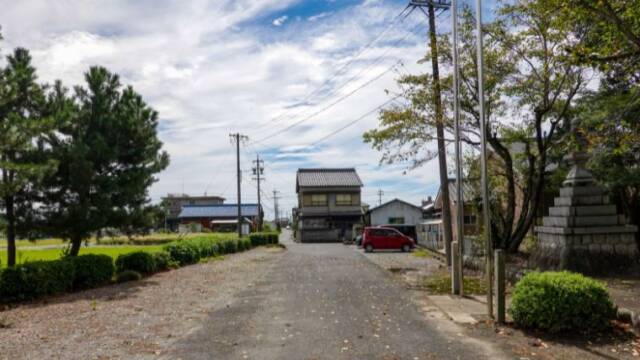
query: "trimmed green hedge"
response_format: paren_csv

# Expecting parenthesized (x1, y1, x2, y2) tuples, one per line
(115, 251, 156, 275)
(66, 254, 115, 290)
(0, 233, 269, 304)
(0, 254, 114, 302)
(152, 251, 176, 271)
(116, 270, 142, 283)
(249, 232, 279, 247)
(509, 271, 616, 333)
(0, 259, 75, 302)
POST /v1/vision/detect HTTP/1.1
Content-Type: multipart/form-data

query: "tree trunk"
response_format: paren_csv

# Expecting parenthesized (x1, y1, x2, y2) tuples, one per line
(427, 4, 454, 265)
(4, 195, 16, 267)
(69, 235, 82, 257)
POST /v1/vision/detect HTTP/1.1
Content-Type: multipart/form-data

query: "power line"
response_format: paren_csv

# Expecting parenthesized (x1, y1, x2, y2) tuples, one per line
(251, 62, 400, 146)
(252, 5, 413, 131)
(307, 94, 403, 148)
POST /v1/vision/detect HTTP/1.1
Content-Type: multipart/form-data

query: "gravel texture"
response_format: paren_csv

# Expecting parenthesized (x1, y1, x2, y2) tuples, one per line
(0, 247, 284, 360)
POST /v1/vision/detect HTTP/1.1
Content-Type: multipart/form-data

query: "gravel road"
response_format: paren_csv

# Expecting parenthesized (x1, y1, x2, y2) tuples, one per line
(168, 231, 506, 360)
(0, 231, 506, 359)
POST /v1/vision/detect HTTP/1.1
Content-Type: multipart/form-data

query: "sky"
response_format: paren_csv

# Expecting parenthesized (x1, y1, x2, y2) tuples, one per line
(0, 0, 498, 220)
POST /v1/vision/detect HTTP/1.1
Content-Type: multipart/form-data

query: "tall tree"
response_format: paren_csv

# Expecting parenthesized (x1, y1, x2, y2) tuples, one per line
(0, 48, 54, 266)
(41, 67, 169, 256)
(365, 2, 586, 252)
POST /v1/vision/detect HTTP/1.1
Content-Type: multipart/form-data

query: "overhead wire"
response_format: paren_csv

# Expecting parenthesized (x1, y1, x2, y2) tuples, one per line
(251, 5, 413, 131)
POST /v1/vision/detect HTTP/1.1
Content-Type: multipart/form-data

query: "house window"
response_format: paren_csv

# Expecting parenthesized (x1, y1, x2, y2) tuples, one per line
(310, 194, 328, 206)
(388, 217, 405, 224)
(464, 215, 476, 225)
(336, 194, 354, 206)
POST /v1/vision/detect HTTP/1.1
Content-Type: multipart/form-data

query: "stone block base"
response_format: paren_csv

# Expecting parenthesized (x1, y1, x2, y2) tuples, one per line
(532, 229, 639, 275)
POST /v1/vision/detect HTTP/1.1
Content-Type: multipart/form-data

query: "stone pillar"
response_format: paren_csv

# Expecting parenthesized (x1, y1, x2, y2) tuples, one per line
(534, 121, 638, 274)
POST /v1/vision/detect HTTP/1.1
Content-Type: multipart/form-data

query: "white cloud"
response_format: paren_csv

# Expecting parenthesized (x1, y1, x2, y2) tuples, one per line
(0, 0, 446, 218)
(272, 15, 288, 27)
(308, 12, 332, 22)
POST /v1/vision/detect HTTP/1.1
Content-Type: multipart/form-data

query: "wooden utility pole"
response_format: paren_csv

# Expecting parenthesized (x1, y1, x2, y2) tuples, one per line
(230, 133, 248, 238)
(377, 189, 384, 206)
(410, 0, 455, 266)
(252, 155, 264, 232)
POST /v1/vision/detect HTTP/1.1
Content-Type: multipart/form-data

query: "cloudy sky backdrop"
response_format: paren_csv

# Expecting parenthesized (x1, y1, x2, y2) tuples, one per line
(0, 0, 497, 219)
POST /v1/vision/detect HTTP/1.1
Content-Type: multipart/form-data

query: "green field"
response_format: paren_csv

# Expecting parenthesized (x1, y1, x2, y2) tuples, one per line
(0, 245, 165, 268)
(0, 232, 237, 248)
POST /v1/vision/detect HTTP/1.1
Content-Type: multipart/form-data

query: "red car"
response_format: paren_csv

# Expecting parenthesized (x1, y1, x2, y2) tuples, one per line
(362, 227, 415, 253)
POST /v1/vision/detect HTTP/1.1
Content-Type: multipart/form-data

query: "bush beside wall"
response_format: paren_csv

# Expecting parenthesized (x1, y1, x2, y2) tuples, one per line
(509, 271, 616, 333)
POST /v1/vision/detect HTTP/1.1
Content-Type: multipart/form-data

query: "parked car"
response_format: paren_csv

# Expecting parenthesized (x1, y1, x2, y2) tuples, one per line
(377, 224, 417, 241)
(362, 227, 415, 253)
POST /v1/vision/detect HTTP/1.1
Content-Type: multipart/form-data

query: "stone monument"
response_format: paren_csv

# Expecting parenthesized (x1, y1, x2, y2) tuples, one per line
(534, 120, 638, 274)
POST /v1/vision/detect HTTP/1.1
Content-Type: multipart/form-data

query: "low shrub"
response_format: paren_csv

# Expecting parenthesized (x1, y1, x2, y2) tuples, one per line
(163, 242, 200, 266)
(116, 270, 142, 283)
(67, 254, 115, 290)
(115, 251, 156, 275)
(0, 259, 75, 302)
(238, 238, 251, 251)
(152, 251, 176, 271)
(249, 232, 279, 247)
(221, 239, 238, 254)
(509, 271, 616, 333)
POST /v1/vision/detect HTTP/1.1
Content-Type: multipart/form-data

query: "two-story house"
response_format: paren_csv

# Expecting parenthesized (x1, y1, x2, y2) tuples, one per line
(295, 168, 364, 243)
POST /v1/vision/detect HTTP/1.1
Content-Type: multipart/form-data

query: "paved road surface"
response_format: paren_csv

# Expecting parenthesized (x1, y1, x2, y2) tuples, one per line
(169, 231, 504, 360)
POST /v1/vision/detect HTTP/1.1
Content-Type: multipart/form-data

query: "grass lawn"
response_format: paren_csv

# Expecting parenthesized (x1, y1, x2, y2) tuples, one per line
(0, 232, 238, 248)
(0, 245, 165, 268)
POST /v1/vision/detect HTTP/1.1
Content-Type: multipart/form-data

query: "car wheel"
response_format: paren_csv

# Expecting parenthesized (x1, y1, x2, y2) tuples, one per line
(365, 244, 374, 253)
(401, 244, 410, 252)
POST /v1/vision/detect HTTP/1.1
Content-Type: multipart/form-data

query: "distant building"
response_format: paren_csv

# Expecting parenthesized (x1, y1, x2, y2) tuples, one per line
(366, 198, 423, 227)
(178, 204, 262, 235)
(295, 168, 364, 243)
(417, 179, 480, 252)
(162, 194, 225, 231)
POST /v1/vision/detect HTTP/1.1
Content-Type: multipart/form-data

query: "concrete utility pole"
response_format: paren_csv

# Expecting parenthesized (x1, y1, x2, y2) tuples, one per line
(273, 190, 281, 231)
(230, 133, 248, 238)
(451, 0, 464, 296)
(474, 0, 494, 318)
(408, 0, 455, 267)
(377, 189, 384, 206)
(252, 155, 264, 232)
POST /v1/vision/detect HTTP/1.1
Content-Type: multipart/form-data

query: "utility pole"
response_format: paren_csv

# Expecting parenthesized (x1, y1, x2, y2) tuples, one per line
(409, 0, 455, 267)
(252, 155, 264, 232)
(377, 189, 384, 206)
(273, 190, 281, 231)
(230, 133, 248, 238)
(451, 0, 464, 296)
(475, 0, 494, 318)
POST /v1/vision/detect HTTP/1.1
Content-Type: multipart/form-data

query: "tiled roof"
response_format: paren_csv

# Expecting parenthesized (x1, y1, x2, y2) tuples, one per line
(296, 168, 363, 189)
(178, 204, 260, 218)
(368, 198, 421, 213)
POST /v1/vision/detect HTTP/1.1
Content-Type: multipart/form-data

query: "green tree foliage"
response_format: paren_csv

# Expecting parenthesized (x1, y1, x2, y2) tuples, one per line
(364, 4, 585, 252)
(0, 48, 56, 266)
(551, 0, 640, 84)
(40, 67, 169, 256)
(576, 84, 640, 247)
